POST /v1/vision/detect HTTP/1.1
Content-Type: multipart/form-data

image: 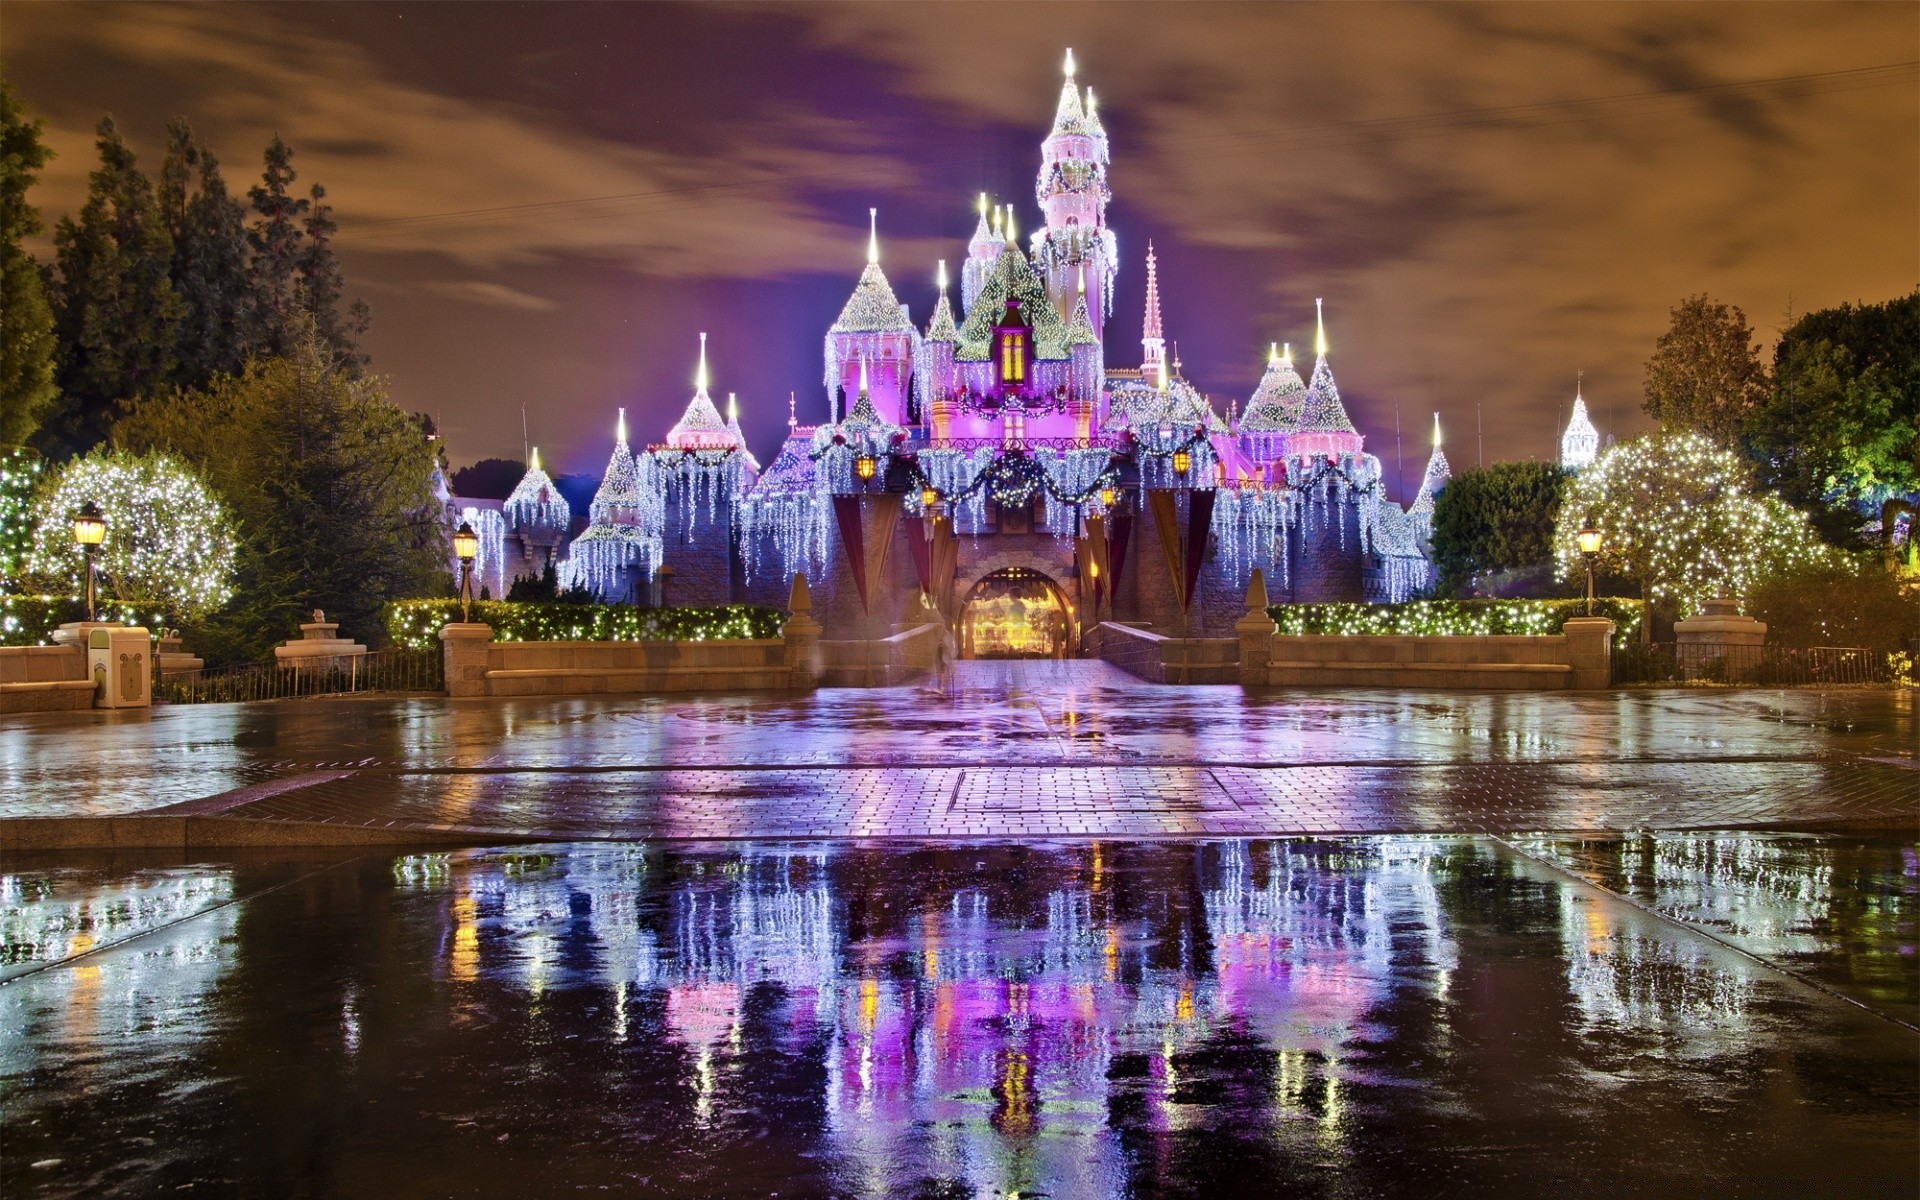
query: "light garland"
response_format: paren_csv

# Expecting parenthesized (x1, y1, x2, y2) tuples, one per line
(25, 450, 237, 620)
(1270, 597, 1643, 643)
(384, 600, 782, 649)
(0, 449, 44, 583)
(1552, 431, 1843, 616)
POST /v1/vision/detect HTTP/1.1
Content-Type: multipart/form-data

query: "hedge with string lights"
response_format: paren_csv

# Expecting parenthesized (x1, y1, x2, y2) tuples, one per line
(1267, 597, 1643, 642)
(384, 600, 783, 649)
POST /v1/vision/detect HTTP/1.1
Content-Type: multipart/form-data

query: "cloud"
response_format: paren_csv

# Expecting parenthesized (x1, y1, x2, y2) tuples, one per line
(416, 280, 558, 312)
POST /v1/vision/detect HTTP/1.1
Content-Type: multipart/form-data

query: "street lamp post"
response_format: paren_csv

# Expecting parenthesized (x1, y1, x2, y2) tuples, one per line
(72, 502, 106, 622)
(1576, 524, 1603, 616)
(453, 521, 479, 623)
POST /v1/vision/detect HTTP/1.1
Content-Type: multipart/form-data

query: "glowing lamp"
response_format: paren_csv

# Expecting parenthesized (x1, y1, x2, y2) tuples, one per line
(1576, 526, 1603, 556)
(1099, 486, 1117, 508)
(855, 454, 878, 481)
(454, 521, 479, 623)
(1171, 449, 1192, 476)
(920, 486, 940, 509)
(72, 502, 106, 547)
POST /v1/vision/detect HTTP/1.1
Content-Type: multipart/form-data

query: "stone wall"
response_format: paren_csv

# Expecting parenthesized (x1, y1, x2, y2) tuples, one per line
(0, 644, 94, 713)
(659, 481, 737, 606)
(479, 638, 789, 696)
(1255, 625, 1615, 689)
(1097, 621, 1238, 684)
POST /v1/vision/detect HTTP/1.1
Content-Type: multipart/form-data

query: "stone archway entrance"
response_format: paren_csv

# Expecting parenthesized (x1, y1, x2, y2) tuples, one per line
(959, 567, 1071, 659)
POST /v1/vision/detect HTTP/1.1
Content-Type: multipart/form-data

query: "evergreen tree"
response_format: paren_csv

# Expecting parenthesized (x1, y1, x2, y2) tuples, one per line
(248, 137, 367, 364)
(116, 316, 444, 662)
(43, 117, 183, 457)
(159, 119, 256, 390)
(297, 180, 370, 365)
(1429, 462, 1569, 597)
(0, 77, 60, 448)
(1641, 294, 1768, 442)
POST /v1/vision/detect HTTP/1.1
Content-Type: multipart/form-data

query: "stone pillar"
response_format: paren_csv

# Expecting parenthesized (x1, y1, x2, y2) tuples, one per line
(1561, 617, 1616, 690)
(439, 622, 494, 697)
(781, 573, 822, 690)
(1236, 568, 1277, 687)
(1673, 596, 1766, 683)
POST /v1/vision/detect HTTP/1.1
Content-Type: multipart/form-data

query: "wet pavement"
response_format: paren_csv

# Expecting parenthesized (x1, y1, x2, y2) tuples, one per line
(2, 666, 1915, 1195)
(2, 836, 1915, 1198)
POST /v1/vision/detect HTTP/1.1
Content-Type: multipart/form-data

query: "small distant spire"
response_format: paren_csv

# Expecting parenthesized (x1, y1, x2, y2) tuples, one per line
(697, 331, 709, 393)
(1064, 47, 1076, 78)
(937, 259, 948, 292)
(530, 446, 541, 471)
(1268, 342, 1279, 366)
(857, 356, 869, 396)
(867, 208, 878, 265)
(727, 392, 738, 422)
(1143, 242, 1162, 340)
(1077, 264, 1087, 295)
(1004, 206, 1016, 244)
(1283, 342, 1292, 365)
(1314, 298, 1328, 358)
(788, 392, 797, 430)
(979, 192, 989, 220)
(616, 407, 627, 445)
(1576, 368, 1584, 400)
(1432, 411, 1442, 447)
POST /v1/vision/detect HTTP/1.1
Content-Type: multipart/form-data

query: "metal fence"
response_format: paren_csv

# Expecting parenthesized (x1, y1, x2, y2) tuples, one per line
(1613, 641, 1891, 686)
(155, 646, 444, 704)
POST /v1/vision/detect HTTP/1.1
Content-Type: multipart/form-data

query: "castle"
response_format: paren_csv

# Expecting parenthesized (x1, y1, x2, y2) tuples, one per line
(454, 53, 1474, 655)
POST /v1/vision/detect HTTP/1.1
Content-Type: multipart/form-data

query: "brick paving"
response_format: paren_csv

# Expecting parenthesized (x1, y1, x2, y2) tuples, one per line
(212, 758, 1917, 840)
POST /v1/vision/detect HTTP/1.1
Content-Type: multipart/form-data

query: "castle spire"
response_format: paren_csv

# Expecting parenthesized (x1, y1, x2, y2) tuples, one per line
(696, 331, 709, 394)
(1053, 50, 1085, 130)
(1315, 297, 1328, 360)
(1560, 373, 1600, 469)
(530, 445, 541, 472)
(867, 208, 878, 266)
(1141, 242, 1166, 386)
(616, 406, 627, 446)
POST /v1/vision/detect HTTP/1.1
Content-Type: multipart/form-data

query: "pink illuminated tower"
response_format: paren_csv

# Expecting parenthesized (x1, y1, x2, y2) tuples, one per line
(1031, 49, 1116, 339)
(1140, 242, 1166, 388)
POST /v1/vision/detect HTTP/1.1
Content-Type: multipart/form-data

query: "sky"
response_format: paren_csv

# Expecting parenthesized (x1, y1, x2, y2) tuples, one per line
(8, 1, 1916, 500)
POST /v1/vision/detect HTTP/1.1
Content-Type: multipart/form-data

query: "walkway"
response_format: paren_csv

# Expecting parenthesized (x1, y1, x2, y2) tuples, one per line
(1, 663, 1913, 843)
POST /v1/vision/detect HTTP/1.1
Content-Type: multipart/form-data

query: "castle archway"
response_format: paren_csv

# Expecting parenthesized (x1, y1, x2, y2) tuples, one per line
(959, 567, 1072, 659)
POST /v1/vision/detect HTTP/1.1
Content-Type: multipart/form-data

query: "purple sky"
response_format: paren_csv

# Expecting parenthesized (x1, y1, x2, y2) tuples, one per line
(10, 2, 1916, 501)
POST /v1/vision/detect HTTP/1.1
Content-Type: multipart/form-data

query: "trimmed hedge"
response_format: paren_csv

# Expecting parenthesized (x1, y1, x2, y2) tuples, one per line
(1268, 598, 1642, 642)
(0, 594, 169, 647)
(383, 600, 784, 649)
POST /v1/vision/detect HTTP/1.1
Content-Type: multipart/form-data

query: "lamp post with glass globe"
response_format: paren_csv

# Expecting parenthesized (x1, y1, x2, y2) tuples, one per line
(453, 521, 479, 623)
(72, 503, 106, 621)
(1576, 524, 1603, 616)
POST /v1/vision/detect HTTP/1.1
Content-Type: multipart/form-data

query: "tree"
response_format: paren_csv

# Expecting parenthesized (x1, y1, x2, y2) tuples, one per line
(1749, 290, 1919, 549)
(1429, 462, 1568, 596)
(116, 318, 445, 662)
(450, 457, 528, 500)
(0, 77, 59, 448)
(249, 137, 367, 364)
(1553, 430, 1842, 632)
(159, 119, 257, 391)
(1642, 295, 1768, 442)
(26, 448, 237, 620)
(1746, 562, 1918, 652)
(43, 118, 183, 457)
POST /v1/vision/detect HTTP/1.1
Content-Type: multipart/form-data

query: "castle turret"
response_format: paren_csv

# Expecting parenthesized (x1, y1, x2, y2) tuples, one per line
(665, 333, 737, 451)
(1240, 342, 1308, 470)
(1290, 299, 1364, 459)
(1561, 378, 1599, 469)
(925, 260, 959, 441)
(1033, 49, 1115, 339)
(503, 445, 571, 573)
(1140, 243, 1166, 388)
(961, 195, 1003, 317)
(826, 209, 918, 428)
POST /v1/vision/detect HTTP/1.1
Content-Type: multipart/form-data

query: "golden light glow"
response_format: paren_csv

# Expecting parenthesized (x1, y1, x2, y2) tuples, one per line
(1099, 486, 1117, 508)
(1577, 525, 1603, 555)
(453, 521, 479, 562)
(920, 486, 940, 508)
(1172, 449, 1192, 476)
(71, 502, 105, 547)
(855, 454, 877, 481)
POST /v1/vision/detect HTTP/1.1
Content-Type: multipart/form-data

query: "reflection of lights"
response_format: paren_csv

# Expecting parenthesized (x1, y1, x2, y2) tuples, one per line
(449, 895, 479, 982)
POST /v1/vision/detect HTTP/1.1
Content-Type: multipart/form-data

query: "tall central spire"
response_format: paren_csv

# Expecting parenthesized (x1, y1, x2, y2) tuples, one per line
(1141, 242, 1166, 386)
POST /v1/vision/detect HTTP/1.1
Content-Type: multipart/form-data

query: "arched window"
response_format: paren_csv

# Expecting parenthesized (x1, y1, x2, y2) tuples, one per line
(1000, 332, 1026, 384)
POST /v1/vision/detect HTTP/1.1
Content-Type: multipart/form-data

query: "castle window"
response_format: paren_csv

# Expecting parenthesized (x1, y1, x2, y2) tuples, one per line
(1000, 332, 1026, 384)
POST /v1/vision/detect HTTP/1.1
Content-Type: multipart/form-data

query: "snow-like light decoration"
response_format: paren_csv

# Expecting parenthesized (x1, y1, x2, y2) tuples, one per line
(0, 448, 45, 582)
(1207, 453, 1398, 593)
(915, 447, 995, 534)
(1289, 301, 1365, 459)
(27, 449, 237, 620)
(454, 505, 509, 600)
(1552, 430, 1842, 616)
(1240, 344, 1308, 468)
(1033, 447, 1113, 534)
(1561, 382, 1600, 469)
(561, 409, 663, 600)
(503, 447, 571, 549)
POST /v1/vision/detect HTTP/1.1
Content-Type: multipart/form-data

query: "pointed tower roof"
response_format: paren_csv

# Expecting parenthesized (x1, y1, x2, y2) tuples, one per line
(830, 210, 914, 334)
(505, 446, 571, 534)
(1561, 378, 1599, 469)
(955, 240, 1070, 358)
(927, 260, 959, 342)
(591, 408, 643, 512)
(1415, 413, 1451, 508)
(1066, 292, 1100, 346)
(1143, 242, 1164, 342)
(968, 195, 1001, 257)
(1164, 379, 1222, 432)
(1296, 300, 1359, 436)
(724, 393, 760, 472)
(1084, 88, 1108, 146)
(839, 358, 899, 438)
(1241, 342, 1309, 432)
(1051, 49, 1087, 134)
(666, 333, 738, 450)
